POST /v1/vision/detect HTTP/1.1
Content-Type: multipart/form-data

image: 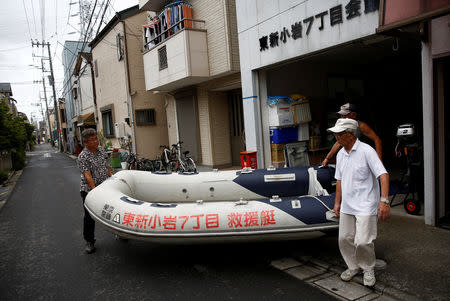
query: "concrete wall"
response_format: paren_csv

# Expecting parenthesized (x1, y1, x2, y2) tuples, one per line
(143, 29, 209, 90)
(431, 14, 450, 58)
(196, 86, 212, 165)
(191, 0, 240, 75)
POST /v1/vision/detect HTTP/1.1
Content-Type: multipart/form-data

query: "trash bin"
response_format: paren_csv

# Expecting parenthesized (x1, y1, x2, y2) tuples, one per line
(240, 151, 257, 169)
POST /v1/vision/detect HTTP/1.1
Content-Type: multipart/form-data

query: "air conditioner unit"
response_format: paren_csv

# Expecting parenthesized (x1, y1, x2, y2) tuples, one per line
(114, 122, 125, 138)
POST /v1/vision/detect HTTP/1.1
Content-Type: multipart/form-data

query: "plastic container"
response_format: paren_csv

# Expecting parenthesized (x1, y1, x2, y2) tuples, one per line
(240, 151, 257, 169)
(270, 126, 298, 144)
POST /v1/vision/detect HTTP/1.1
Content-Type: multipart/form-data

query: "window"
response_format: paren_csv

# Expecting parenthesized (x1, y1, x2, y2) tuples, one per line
(135, 109, 156, 125)
(72, 87, 78, 99)
(158, 46, 168, 70)
(101, 110, 114, 137)
(116, 34, 123, 61)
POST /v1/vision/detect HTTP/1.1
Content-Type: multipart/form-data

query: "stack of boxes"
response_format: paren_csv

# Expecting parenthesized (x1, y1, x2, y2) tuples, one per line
(268, 95, 311, 167)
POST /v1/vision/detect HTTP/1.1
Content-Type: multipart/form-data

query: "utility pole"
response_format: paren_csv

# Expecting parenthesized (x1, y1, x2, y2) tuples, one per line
(41, 59, 53, 145)
(32, 40, 62, 151)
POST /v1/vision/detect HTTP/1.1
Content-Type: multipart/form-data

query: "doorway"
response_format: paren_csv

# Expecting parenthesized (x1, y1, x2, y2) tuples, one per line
(176, 96, 198, 161)
(228, 89, 245, 166)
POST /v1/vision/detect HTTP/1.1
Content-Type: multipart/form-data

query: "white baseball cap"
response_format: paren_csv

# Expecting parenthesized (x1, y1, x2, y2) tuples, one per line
(327, 118, 358, 133)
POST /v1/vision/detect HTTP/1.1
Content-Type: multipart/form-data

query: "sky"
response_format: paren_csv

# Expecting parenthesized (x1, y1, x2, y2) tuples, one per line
(0, 0, 138, 124)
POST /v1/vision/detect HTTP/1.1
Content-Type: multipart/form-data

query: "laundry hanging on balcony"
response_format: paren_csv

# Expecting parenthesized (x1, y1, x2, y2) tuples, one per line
(143, 1, 193, 51)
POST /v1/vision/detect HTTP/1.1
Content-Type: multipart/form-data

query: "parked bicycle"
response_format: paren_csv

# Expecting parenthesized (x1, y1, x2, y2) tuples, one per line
(125, 152, 154, 171)
(172, 141, 197, 173)
(156, 145, 176, 172)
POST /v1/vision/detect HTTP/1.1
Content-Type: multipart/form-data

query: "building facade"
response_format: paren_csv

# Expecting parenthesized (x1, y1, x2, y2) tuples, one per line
(236, 0, 450, 227)
(139, 0, 243, 168)
(89, 5, 169, 159)
(61, 41, 91, 153)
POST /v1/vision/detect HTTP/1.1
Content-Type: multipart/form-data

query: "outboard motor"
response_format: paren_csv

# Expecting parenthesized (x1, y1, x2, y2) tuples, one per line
(392, 123, 423, 215)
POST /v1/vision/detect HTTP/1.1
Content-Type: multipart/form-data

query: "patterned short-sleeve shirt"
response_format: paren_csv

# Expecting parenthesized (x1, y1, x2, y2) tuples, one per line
(77, 147, 111, 192)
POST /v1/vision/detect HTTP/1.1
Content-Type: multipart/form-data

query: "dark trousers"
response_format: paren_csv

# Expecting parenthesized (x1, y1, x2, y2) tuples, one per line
(81, 191, 95, 243)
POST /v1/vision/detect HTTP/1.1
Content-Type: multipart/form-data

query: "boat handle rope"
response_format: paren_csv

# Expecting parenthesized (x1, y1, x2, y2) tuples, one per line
(298, 195, 333, 212)
(113, 176, 135, 195)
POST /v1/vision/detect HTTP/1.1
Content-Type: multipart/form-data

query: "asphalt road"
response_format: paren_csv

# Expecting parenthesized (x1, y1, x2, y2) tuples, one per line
(0, 144, 337, 301)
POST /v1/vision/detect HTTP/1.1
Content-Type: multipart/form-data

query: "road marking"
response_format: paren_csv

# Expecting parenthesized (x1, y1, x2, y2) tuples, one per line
(44, 153, 51, 158)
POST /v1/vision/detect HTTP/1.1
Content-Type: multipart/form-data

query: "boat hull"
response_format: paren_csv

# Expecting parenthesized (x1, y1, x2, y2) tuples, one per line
(85, 167, 338, 242)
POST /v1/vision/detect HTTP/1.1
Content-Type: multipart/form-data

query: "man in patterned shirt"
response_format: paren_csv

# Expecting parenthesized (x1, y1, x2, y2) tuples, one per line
(77, 128, 113, 254)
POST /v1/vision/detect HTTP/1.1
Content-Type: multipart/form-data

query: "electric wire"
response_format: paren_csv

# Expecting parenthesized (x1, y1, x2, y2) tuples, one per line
(56, 0, 100, 97)
(30, 0, 39, 37)
(21, 0, 33, 41)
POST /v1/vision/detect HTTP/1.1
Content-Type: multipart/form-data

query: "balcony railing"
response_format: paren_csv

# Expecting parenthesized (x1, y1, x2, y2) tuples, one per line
(143, 18, 206, 52)
(142, 18, 209, 91)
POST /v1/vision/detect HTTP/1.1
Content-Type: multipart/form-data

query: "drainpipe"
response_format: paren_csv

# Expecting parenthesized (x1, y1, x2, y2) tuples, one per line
(88, 58, 98, 125)
(122, 20, 137, 154)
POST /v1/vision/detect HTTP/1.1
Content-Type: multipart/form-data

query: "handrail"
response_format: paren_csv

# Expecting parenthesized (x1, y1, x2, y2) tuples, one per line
(143, 18, 206, 51)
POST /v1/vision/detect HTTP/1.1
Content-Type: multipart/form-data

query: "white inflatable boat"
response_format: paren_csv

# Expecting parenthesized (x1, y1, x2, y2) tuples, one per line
(84, 166, 338, 243)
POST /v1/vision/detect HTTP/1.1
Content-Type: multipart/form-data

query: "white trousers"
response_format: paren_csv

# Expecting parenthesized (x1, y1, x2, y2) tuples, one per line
(338, 213, 377, 271)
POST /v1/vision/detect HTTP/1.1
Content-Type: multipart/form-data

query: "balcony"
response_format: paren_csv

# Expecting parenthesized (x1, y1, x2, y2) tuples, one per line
(143, 20, 209, 91)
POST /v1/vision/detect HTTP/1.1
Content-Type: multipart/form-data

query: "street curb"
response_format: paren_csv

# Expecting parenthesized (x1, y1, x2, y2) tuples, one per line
(0, 170, 23, 212)
(291, 254, 421, 301)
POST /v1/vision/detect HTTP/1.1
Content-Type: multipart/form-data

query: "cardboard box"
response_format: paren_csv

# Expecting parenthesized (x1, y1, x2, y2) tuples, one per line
(292, 100, 312, 124)
(268, 103, 294, 126)
(271, 143, 286, 163)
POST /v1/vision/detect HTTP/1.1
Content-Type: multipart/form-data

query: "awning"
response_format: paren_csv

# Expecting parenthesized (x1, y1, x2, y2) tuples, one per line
(77, 113, 95, 127)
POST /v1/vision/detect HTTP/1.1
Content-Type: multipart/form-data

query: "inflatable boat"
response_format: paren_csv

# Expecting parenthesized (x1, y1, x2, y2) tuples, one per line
(84, 166, 338, 243)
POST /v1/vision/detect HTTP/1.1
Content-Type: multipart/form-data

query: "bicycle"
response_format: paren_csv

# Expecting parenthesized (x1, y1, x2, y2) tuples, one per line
(172, 141, 197, 173)
(125, 153, 153, 171)
(157, 145, 176, 172)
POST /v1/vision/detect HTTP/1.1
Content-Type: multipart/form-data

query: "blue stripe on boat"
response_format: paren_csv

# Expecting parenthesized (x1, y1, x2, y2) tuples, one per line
(233, 166, 334, 198)
(257, 194, 336, 225)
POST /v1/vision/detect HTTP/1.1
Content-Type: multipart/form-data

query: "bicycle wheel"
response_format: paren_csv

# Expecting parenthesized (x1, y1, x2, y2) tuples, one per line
(153, 159, 162, 172)
(145, 160, 154, 172)
(168, 160, 178, 172)
(184, 158, 197, 173)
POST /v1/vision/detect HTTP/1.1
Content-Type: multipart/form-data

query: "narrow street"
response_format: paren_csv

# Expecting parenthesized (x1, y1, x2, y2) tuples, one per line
(0, 144, 337, 300)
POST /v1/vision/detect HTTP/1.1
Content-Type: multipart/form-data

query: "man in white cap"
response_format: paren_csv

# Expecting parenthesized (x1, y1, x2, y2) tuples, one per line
(328, 118, 390, 287)
(322, 103, 382, 166)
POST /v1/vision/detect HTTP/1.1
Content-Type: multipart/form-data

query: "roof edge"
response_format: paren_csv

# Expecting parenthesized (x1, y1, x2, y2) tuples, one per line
(89, 5, 140, 49)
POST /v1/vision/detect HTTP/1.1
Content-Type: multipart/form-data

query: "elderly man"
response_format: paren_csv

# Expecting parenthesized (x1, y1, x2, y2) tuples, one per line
(322, 103, 382, 166)
(77, 128, 113, 254)
(328, 118, 390, 287)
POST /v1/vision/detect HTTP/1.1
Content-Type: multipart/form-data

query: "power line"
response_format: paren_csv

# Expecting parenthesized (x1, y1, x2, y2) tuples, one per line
(30, 0, 38, 38)
(0, 45, 29, 52)
(95, 0, 110, 37)
(39, 0, 46, 41)
(21, 0, 33, 40)
(55, 0, 58, 37)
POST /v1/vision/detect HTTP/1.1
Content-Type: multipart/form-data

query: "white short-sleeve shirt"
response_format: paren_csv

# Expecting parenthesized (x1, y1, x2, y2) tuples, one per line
(335, 139, 388, 216)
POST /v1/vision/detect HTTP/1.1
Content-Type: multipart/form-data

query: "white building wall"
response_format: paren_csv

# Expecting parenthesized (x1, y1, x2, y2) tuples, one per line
(79, 64, 95, 114)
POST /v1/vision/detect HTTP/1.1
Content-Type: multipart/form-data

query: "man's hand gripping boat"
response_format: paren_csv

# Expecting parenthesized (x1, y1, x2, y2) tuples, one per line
(84, 166, 338, 242)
